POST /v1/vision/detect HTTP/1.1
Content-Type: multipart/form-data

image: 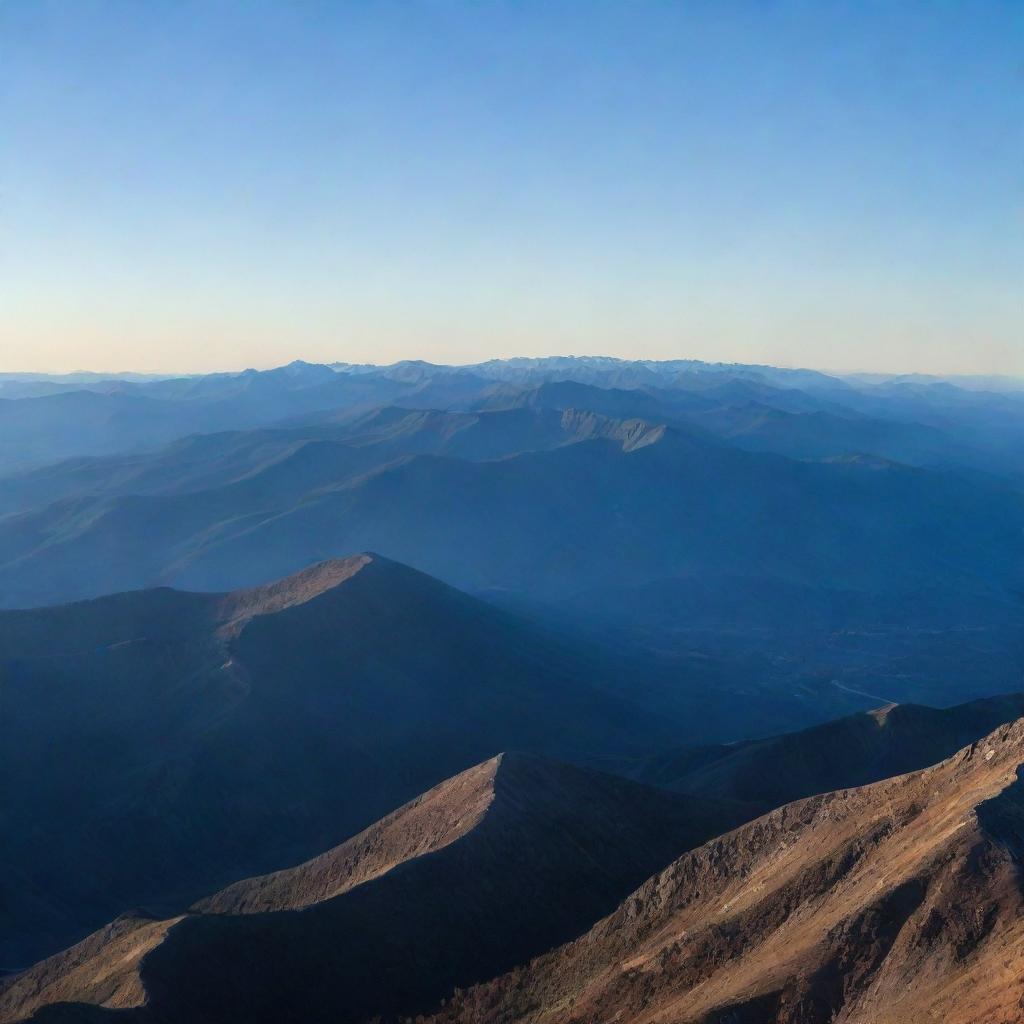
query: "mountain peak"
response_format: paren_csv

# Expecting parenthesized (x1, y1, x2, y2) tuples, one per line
(214, 552, 411, 628)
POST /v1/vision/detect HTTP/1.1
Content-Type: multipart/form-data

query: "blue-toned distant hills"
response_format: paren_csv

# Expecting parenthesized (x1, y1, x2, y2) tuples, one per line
(0, 358, 1021, 709)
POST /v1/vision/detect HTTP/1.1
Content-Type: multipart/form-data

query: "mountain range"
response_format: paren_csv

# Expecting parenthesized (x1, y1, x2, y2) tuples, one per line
(3, 357, 1023, 477)
(9, 414, 1020, 608)
(0, 359, 1021, 723)
(4, 355, 1024, 1023)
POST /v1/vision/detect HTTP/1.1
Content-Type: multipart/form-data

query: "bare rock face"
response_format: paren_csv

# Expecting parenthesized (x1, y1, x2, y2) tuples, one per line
(0, 754, 744, 1024)
(432, 719, 1024, 1024)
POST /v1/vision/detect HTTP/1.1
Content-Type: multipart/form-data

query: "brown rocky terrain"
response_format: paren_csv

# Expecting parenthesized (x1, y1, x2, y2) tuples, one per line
(0, 754, 746, 1024)
(430, 718, 1024, 1024)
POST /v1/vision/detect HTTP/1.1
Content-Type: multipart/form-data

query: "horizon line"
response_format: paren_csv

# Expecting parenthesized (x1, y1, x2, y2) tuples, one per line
(1, 354, 1023, 383)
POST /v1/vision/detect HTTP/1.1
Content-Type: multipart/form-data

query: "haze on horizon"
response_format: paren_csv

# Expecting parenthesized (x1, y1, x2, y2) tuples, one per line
(2, 1, 1021, 377)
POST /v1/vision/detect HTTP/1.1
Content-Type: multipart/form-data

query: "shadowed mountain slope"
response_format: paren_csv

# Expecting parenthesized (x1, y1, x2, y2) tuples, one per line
(430, 718, 1024, 1024)
(0, 755, 748, 1024)
(686, 400, 982, 467)
(174, 426, 1024, 604)
(629, 693, 1024, 810)
(0, 555, 683, 968)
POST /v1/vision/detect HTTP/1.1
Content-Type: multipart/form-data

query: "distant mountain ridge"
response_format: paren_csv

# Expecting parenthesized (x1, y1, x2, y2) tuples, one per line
(1, 367, 1021, 735)
(0, 404, 1020, 612)
(1, 360, 1021, 656)
(2, 356, 1022, 477)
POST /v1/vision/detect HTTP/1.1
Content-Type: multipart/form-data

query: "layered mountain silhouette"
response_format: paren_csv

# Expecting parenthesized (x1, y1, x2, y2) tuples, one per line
(1, 410, 1020, 613)
(0, 755, 746, 1023)
(2, 359, 1021, 726)
(0, 405, 670, 519)
(5, 357, 1021, 475)
(1, 358, 1022, 609)
(4, 356, 1024, 1023)
(430, 718, 1024, 1024)
(1, 554, 686, 967)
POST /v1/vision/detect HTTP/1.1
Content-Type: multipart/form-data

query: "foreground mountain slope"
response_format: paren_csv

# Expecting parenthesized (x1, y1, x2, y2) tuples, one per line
(12, 698, 1024, 1023)
(1, 555, 681, 967)
(432, 718, 1024, 1024)
(630, 693, 1024, 810)
(0, 755, 748, 1024)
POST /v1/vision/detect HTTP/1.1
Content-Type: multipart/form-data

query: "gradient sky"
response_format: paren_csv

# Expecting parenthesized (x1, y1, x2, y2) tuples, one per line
(1, 0, 1021, 374)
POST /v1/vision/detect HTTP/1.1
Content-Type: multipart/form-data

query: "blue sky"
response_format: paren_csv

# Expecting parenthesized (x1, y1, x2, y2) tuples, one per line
(1, 0, 1021, 374)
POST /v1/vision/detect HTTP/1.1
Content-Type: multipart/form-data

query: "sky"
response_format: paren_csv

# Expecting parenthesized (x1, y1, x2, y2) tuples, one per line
(1, 0, 1022, 375)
